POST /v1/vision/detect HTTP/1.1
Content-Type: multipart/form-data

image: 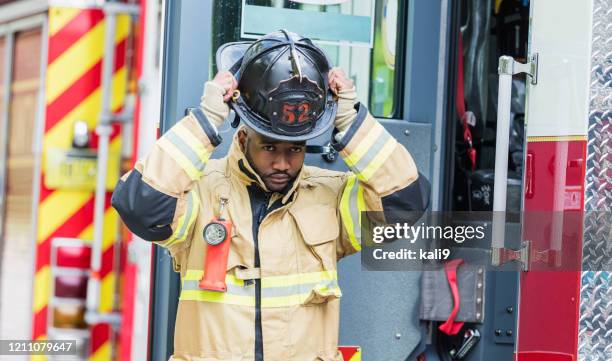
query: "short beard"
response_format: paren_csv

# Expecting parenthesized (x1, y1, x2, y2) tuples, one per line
(244, 145, 295, 193)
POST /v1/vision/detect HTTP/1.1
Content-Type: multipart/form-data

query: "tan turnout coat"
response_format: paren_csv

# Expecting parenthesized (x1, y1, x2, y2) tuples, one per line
(112, 104, 425, 361)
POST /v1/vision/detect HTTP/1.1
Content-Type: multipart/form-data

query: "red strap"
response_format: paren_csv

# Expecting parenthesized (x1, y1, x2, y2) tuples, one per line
(467, 148, 477, 170)
(455, 36, 476, 171)
(438, 259, 465, 335)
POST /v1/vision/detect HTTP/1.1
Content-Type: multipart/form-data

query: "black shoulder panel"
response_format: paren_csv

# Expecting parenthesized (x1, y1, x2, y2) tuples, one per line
(381, 173, 431, 224)
(111, 170, 177, 241)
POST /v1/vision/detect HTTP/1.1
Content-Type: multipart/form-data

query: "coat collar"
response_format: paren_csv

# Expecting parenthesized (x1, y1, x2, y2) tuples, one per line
(225, 127, 305, 204)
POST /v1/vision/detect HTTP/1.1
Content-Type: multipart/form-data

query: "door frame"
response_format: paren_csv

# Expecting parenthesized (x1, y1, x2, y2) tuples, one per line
(0, 14, 48, 241)
(151, 0, 447, 359)
(0, 12, 48, 339)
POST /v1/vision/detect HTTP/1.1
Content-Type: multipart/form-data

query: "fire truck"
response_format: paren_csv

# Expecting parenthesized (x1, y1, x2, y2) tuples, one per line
(0, 0, 609, 360)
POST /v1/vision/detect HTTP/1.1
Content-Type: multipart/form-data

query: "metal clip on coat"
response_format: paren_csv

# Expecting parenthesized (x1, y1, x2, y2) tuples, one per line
(199, 198, 232, 292)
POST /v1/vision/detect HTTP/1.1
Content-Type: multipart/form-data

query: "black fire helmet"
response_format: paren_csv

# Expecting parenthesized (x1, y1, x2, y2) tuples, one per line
(215, 30, 337, 142)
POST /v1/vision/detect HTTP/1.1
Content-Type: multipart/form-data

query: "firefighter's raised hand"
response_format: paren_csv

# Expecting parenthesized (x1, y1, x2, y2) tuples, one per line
(212, 71, 239, 102)
(328, 67, 357, 133)
(200, 71, 237, 127)
(328, 67, 354, 95)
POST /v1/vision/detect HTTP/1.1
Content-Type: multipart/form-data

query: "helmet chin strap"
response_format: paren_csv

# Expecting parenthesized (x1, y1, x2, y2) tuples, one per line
(230, 112, 240, 128)
(305, 145, 327, 154)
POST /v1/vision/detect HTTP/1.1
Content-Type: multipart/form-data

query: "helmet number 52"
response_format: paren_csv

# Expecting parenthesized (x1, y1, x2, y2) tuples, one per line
(282, 102, 311, 124)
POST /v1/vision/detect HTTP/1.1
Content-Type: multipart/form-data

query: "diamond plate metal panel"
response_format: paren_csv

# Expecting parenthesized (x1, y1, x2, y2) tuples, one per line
(579, 0, 612, 360)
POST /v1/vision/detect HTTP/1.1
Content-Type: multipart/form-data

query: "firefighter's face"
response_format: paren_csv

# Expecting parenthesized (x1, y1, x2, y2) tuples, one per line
(238, 128, 305, 192)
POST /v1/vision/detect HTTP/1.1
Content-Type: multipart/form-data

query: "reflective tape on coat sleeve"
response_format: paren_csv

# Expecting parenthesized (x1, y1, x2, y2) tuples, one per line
(157, 124, 211, 180)
(340, 175, 364, 251)
(158, 190, 199, 247)
(340, 122, 397, 182)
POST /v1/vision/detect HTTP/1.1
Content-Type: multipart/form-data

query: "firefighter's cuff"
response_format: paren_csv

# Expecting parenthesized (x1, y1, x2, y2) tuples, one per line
(332, 102, 367, 149)
(200, 81, 230, 127)
(334, 86, 357, 133)
(188, 107, 222, 147)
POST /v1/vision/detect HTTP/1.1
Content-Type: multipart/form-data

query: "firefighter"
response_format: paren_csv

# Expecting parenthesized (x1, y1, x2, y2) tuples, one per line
(112, 30, 429, 361)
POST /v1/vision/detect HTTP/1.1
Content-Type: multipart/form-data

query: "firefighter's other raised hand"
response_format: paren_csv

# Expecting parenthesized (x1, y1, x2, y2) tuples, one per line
(328, 67, 357, 133)
(200, 71, 238, 127)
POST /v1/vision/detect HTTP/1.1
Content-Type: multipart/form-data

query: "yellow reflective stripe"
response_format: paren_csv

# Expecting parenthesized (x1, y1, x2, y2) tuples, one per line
(180, 290, 255, 307)
(183, 270, 337, 288)
(163, 128, 207, 176)
(357, 180, 365, 241)
(171, 122, 211, 164)
(180, 287, 342, 308)
(180, 270, 341, 308)
(183, 269, 245, 287)
(342, 124, 384, 168)
(163, 193, 190, 246)
(260, 270, 338, 288)
(183, 270, 338, 287)
(341, 120, 398, 181)
(340, 176, 362, 251)
(164, 191, 199, 247)
(358, 138, 397, 182)
(157, 137, 202, 180)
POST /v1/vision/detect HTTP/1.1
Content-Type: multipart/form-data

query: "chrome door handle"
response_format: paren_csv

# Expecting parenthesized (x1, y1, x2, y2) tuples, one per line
(491, 54, 538, 269)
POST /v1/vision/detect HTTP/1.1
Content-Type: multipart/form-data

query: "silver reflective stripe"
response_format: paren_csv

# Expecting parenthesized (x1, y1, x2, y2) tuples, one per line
(348, 180, 361, 241)
(165, 130, 206, 172)
(351, 131, 392, 173)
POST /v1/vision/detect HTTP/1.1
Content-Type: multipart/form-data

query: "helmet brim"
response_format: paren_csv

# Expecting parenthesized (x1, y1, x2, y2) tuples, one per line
(215, 41, 253, 80)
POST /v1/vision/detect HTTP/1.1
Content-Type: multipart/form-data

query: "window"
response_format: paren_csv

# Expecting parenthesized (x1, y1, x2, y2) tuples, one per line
(211, 0, 406, 118)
